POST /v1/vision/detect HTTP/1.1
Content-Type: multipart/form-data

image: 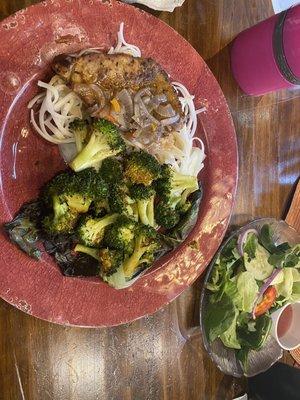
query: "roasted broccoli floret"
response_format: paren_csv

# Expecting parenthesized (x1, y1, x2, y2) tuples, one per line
(154, 201, 180, 229)
(69, 119, 89, 153)
(77, 214, 118, 247)
(99, 248, 124, 277)
(99, 157, 123, 185)
(122, 224, 160, 280)
(43, 169, 108, 214)
(129, 184, 155, 227)
(124, 150, 161, 186)
(74, 244, 123, 277)
(92, 198, 110, 217)
(69, 119, 126, 172)
(104, 215, 136, 254)
(42, 169, 109, 234)
(109, 184, 139, 220)
(156, 164, 198, 208)
(42, 195, 79, 234)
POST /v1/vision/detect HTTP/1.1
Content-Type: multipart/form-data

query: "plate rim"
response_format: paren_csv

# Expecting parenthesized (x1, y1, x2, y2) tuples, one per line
(0, 0, 238, 327)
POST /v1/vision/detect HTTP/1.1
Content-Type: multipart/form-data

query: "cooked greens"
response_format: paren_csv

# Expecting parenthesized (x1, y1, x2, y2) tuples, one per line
(4, 118, 202, 289)
(204, 224, 300, 371)
(4, 200, 43, 260)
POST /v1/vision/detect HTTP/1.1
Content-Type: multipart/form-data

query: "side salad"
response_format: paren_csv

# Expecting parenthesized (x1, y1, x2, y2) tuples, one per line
(204, 224, 300, 369)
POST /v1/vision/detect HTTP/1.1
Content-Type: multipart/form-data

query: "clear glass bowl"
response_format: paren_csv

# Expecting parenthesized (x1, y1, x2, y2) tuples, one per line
(199, 218, 300, 377)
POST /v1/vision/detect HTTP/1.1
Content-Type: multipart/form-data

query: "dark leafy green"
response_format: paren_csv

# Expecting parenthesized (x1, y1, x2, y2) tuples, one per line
(237, 314, 272, 350)
(258, 224, 278, 253)
(204, 294, 236, 342)
(43, 233, 99, 276)
(237, 348, 250, 371)
(268, 251, 299, 269)
(159, 184, 203, 255)
(258, 224, 300, 269)
(168, 184, 203, 242)
(4, 200, 43, 260)
(243, 233, 258, 261)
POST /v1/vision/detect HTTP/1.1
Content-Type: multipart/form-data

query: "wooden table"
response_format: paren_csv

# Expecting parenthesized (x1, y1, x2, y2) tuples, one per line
(0, 1, 299, 399)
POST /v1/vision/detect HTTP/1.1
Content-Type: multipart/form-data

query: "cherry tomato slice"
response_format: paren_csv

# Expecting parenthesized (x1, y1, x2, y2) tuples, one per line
(254, 286, 277, 317)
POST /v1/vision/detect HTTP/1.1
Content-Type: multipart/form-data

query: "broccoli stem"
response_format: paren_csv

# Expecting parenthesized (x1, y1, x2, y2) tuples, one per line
(95, 214, 118, 230)
(74, 244, 99, 260)
(70, 134, 112, 172)
(123, 236, 146, 278)
(137, 196, 155, 227)
(74, 131, 86, 153)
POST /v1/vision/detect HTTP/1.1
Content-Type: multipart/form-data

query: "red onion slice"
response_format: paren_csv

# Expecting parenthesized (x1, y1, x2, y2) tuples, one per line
(237, 228, 258, 256)
(251, 268, 281, 319)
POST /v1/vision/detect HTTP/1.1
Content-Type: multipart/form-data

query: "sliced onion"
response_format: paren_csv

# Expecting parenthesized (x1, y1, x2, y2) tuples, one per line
(58, 142, 78, 163)
(73, 83, 105, 108)
(116, 89, 133, 117)
(134, 89, 159, 127)
(237, 228, 258, 256)
(160, 114, 180, 126)
(156, 103, 176, 118)
(251, 268, 281, 319)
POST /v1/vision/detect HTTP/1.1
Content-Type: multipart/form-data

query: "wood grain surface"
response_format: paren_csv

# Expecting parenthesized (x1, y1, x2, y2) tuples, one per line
(0, 1, 299, 399)
(286, 181, 300, 232)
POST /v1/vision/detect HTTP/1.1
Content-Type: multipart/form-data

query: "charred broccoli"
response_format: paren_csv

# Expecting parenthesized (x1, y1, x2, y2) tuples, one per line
(42, 195, 79, 234)
(69, 119, 89, 153)
(122, 224, 160, 280)
(99, 248, 124, 277)
(104, 215, 136, 254)
(99, 157, 123, 185)
(77, 214, 118, 247)
(129, 184, 155, 227)
(108, 183, 138, 220)
(41, 169, 109, 234)
(69, 119, 126, 172)
(124, 150, 161, 186)
(92, 198, 110, 217)
(154, 201, 180, 229)
(154, 165, 198, 229)
(74, 245, 123, 277)
(156, 164, 198, 209)
(43, 169, 108, 214)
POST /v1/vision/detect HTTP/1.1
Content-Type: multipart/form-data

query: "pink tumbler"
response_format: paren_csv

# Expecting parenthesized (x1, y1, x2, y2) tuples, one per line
(231, 5, 300, 96)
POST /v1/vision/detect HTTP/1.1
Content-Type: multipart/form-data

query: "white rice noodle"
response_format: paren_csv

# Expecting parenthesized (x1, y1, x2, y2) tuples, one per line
(68, 48, 102, 58)
(172, 81, 198, 138)
(108, 22, 141, 58)
(28, 75, 83, 144)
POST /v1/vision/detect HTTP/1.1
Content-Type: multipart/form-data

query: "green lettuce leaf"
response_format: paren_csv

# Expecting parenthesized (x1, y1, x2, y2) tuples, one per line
(291, 282, 300, 302)
(275, 268, 294, 298)
(243, 233, 258, 261)
(244, 243, 273, 280)
(204, 294, 236, 343)
(237, 314, 272, 350)
(220, 308, 241, 349)
(236, 271, 259, 312)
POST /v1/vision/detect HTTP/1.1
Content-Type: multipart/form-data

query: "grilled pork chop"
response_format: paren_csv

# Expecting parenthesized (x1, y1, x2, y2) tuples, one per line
(52, 53, 181, 112)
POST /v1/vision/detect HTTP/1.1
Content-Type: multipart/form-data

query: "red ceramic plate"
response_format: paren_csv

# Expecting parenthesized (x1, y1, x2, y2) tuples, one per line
(0, 0, 237, 327)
